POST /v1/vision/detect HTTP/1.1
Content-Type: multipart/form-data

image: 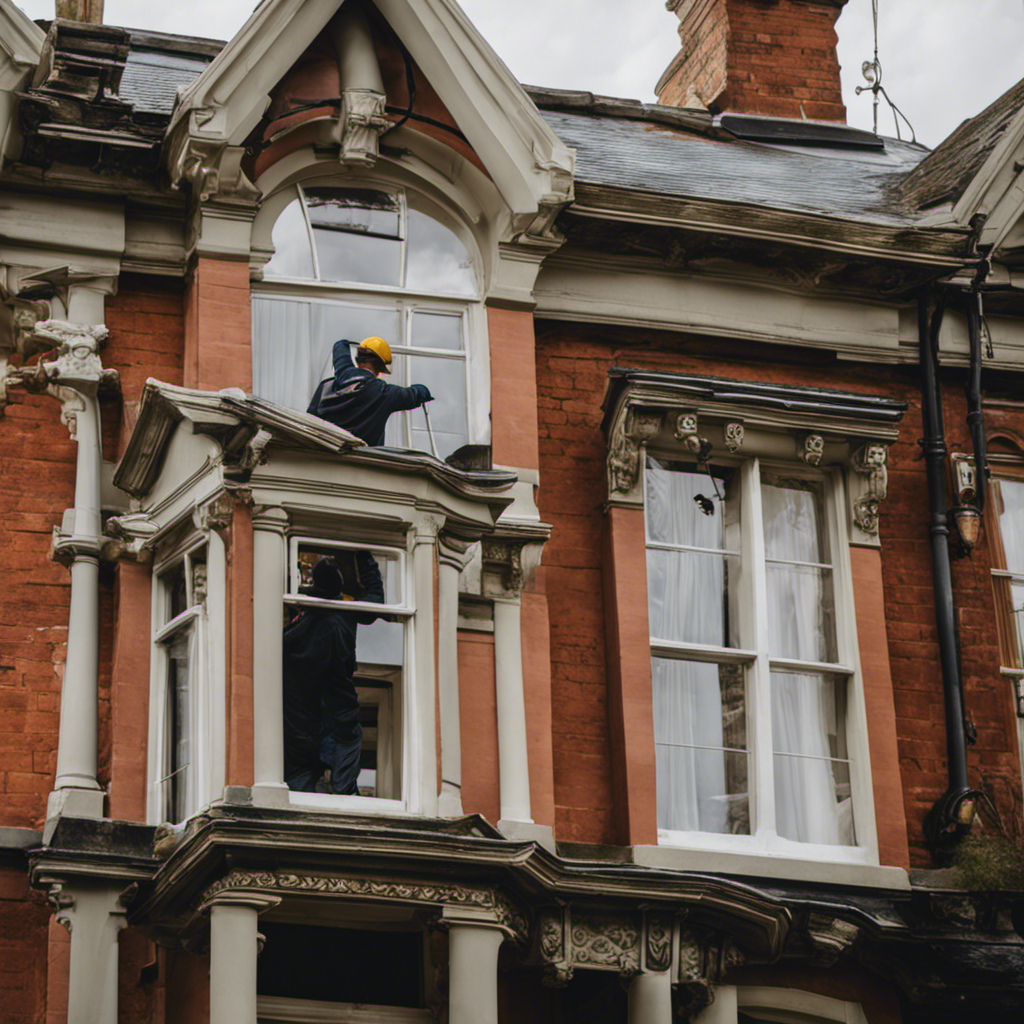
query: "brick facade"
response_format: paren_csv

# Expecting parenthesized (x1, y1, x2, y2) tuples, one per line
(535, 320, 1023, 864)
(657, 0, 848, 121)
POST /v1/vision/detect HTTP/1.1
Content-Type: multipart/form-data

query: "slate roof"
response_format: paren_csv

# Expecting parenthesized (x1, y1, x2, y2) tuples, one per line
(120, 47, 211, 115)
(537, 106, 932, 228)
(901, 77, 1024, 211)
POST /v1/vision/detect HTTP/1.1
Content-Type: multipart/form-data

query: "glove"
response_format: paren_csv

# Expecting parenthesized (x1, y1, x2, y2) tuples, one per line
(411, 383, 433, 404)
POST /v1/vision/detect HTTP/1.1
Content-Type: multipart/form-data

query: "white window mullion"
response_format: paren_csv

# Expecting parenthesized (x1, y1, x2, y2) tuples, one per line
(743, 456, 776, 836)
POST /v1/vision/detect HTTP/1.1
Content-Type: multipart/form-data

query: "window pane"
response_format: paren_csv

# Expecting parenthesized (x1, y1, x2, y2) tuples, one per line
(395, 353, 469, 459)
(771, 671, 855, 846)
(164, 562, 188, 621)
(766, 563, 837, 663)
(263, 193, 314, 279)
(293, 543, 403, 607)
(411, 310, 463, 350)
(763, 477, 837, 663)
(406, 208, 477, 296)
(166, 628, 192, 823)
(653, 658, 749, 834)
(646, 459, 732, 549)
(762, 477, 831, 564)
(305, 187, 402, 286)
(995, 478, 1024, 573)
(647, 548, 738, 647)
(254, 298, 403, 413)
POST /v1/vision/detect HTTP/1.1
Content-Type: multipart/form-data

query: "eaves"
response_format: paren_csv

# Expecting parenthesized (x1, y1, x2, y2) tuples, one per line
(569, 182, 974, 269)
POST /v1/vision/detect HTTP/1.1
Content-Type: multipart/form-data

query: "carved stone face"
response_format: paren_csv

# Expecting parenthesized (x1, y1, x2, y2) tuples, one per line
(864, 444, 887, 467)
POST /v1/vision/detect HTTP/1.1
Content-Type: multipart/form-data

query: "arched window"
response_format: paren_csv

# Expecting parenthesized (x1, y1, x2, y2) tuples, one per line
(252, 183, 480, 458)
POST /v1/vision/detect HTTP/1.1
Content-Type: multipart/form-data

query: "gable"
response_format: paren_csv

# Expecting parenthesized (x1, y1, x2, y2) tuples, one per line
(166, 0, 573, 225)
(0, 0, 46, 162)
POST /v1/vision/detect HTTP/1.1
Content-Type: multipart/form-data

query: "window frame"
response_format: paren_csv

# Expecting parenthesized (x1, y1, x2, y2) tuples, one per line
(985, 458, 1024, 799)
(644, 451, 875, 864)
(251, 179, 486, 458)
(148, 537, 210, 825)
(283, 534, 416, 814)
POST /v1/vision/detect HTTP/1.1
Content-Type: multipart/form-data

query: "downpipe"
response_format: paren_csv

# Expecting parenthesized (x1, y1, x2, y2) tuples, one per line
(918, 293, 977, 855)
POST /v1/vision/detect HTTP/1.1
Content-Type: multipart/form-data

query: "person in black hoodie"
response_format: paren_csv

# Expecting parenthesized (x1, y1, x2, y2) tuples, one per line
(308, 336, 432, 447)
(282, 552, 384, 794)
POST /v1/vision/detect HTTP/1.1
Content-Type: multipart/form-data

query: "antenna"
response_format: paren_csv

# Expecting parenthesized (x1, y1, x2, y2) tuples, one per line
(854, 0, 917, 142)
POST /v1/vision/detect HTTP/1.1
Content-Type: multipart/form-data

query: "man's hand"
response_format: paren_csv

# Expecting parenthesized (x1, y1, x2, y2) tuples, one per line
(411, 383, 433, 404)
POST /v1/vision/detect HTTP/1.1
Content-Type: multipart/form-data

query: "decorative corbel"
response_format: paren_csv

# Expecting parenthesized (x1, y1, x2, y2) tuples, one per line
(481, 535, 545, 600)
(806, 913, 860, 966)
(675, 927, 746, 1019)
(849, 441, 889, 540)
(724, 421, 745, 452)
(607, 406, 664, 504)
(529, 906, 641, 982)
(193, 493, 237, 536)
(0, 290, 51, 414)
(102, 512, 158, 562)
(644, 910, 673, 973)
(800, 433, 825, 466)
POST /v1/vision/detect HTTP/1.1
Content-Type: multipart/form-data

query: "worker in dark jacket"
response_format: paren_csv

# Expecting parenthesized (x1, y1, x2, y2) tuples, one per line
(308, 336, 432, 447)
(282, 552, 384, 794)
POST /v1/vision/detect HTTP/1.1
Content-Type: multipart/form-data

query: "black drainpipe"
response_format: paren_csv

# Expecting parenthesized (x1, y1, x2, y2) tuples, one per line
(918, 292, 976, 854)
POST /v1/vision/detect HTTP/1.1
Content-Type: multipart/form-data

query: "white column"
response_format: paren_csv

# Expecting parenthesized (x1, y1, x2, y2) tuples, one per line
(694, 985, 738, 1024)
(208, 894, 280, 1024)
(445, 913, 505, 1024)
(628, 970, 673, 1024)
(252, 507, 289, 800)
(53, 883, 127, 1024)
(493, 597, 532, 824)
(412, 527, 438, 816)
(437, 534, 473, 817)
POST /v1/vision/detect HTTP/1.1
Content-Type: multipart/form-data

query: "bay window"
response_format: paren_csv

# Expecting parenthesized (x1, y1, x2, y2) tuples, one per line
(252, 183, 480, 458)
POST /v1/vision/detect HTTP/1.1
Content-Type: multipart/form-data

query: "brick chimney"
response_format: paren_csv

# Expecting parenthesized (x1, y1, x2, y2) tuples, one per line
(656, 0, 849, 122)
(56, 0, 104, 22)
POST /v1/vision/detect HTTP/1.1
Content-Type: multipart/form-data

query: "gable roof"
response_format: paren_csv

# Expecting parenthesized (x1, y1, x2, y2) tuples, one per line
(0, 0, 46, 160)
(166, 0, 573, 221)
(902, 77, 1024, 212)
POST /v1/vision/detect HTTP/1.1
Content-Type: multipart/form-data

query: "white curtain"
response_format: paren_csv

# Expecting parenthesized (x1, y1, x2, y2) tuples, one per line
(647, 460, 745, 833)
(762, 481, 854, 846)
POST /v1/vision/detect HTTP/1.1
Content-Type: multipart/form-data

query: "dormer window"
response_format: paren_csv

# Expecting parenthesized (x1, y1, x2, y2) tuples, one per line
(252, 183, 480, 458)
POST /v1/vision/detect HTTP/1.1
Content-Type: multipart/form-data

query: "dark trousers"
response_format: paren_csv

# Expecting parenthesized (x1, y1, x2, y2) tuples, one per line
(321, 714, 363, 795)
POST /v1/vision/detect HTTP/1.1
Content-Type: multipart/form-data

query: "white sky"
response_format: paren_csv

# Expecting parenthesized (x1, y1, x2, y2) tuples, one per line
(12, 0, 1024, 148)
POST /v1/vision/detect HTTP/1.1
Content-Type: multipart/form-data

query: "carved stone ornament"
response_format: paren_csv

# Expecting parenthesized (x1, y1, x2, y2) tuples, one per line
(674, 412, 699, 440)
(172, 139, 260, 206)
(199, 870, 528, 943)
(850, 441, 889, 536)
(102, 511, 158, 562)
(806, 913, 860, 966)
(530, 906, 641, 982)
(645, 912, 672, 973)
(608, 407, 663, 500)
(193, 493, 236, 535)
(481, 538, 526, 595)
(336, 88, 391, 166)
(724, 421, 745, 452)
(800, 433, 825, 467)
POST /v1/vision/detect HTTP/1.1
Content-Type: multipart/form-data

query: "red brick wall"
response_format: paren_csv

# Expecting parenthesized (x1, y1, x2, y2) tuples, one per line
(658, 0, 847, 122)
(535, 320, 1022, 861)
(0, 864, 49, 1024)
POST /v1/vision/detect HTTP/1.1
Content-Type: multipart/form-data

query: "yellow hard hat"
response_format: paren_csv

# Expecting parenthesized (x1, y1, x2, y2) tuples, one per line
(357, 336, 392, 374)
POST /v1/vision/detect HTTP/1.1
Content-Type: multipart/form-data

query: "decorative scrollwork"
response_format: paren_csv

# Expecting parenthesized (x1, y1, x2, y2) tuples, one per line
(646, 912, 672, 972)
(571, 913, 640, 976)
(800, 433, 825, 466)
(851, 442, 889, 536)
(724, 421, 745, 452)
(608, 408, 663, 500)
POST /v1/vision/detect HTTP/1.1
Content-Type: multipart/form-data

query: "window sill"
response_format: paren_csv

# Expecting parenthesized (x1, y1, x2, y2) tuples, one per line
(634, 832, 910, 890)
(286, 793, 408, 815)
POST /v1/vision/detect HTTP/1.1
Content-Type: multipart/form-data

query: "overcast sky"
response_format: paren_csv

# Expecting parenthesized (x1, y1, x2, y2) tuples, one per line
(13, 0, 1024, 148)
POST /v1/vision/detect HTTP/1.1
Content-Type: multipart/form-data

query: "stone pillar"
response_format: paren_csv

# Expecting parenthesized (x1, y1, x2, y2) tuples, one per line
(443, 908, 507, 1024)
(251, 507, 289, 800)
(207, 893, 281, 1024)
(628, 969, 673, 1024)
(412, 525, 439, 816)
(492, 596, 532, 824)
(50, 882, 128, 1024)
(437, 534, 474, 816)
(694, 985, 738, 1023)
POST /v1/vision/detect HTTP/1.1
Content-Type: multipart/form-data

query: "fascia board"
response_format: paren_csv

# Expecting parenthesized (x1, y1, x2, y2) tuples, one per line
(951, 103, 1024, 228)
(0, 0, 46, 69)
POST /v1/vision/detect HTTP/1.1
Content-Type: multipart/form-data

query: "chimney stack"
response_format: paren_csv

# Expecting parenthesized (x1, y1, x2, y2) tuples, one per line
(657, 0, 849, 122)
(56, 0, 104, 23)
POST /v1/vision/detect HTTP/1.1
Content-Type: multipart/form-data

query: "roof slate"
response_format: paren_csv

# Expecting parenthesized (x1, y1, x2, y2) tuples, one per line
(901, 77, 1024, 211)
(539, 108, 932, 227)
(120, 49, 212, 115)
